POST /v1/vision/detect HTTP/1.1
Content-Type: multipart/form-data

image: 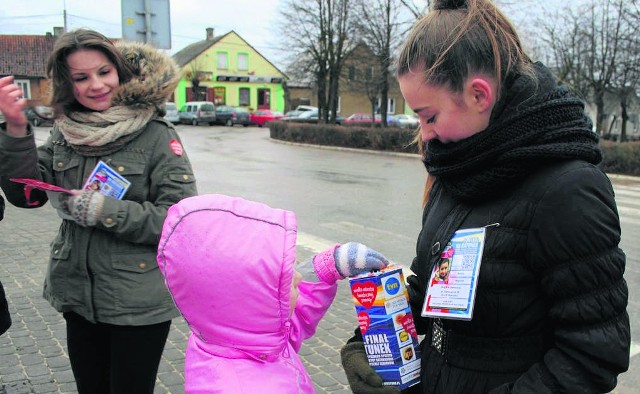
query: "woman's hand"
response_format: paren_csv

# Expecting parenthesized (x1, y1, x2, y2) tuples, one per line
(0, 76, 29, 137)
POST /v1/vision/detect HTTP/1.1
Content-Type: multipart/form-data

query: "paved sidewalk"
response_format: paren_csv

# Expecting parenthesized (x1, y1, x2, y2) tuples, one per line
(0, 201, 355, 393)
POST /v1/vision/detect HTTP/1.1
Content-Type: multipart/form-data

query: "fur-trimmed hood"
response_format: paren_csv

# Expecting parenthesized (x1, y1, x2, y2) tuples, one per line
(113, 41, 182, 110)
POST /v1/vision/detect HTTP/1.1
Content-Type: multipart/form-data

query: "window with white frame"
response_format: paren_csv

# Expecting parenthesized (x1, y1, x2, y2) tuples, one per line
(217, 52, 228, 69)
(388, 97, 395, 114)
(15, 80, 31, 99)
(375, 97, 396, 114)
(237, 53, 248, 70)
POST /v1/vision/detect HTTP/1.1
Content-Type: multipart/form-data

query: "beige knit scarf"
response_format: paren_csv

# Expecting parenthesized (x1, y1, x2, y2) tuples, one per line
(56, 106, 154, 155)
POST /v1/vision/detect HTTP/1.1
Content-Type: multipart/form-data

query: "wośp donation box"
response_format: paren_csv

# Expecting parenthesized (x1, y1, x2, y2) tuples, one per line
(349, 265, 421, 390)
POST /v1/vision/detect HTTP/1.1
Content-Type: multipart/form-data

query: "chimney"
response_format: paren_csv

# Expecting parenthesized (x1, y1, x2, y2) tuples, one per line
(206, 27, 214, 41)
(53, 27, 64, 37)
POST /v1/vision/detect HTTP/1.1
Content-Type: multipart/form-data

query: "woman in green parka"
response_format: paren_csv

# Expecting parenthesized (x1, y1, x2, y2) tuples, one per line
(0, 29, 197, 394)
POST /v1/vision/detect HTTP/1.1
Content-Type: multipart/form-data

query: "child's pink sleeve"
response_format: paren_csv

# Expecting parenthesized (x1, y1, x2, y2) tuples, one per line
(288, 280, 338, 352)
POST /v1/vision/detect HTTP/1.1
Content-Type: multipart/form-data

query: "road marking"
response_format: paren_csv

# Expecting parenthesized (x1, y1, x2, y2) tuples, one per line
(297, 231, 335, 252)
(631, 341, 640, 358)
(321, 221, 416, 242)
(617, 206, 640, 218)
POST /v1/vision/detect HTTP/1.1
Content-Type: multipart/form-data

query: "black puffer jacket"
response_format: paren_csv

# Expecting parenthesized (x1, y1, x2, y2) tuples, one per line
(407, 160, 630, 393)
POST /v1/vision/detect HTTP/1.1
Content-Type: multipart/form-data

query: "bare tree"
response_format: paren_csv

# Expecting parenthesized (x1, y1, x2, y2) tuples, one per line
(278, 0, 355, 123)
(352, 0, 416, 126)
(540, 0, 627, 135)
(609, 4, 640, 141)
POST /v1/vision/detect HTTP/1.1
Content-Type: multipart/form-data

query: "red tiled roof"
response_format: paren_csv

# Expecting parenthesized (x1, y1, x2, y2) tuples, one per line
(0, 35, 58, 78)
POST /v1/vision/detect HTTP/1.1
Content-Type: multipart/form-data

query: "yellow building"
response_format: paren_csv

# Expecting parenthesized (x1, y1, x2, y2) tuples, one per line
(172, 28, 288, 112)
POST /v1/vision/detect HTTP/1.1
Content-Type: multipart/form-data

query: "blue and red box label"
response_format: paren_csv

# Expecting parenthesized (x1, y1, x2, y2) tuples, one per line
(349, 265, 421, 390)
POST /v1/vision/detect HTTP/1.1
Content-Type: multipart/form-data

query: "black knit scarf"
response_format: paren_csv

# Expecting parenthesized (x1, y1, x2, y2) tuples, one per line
(423, 63, 601, 203)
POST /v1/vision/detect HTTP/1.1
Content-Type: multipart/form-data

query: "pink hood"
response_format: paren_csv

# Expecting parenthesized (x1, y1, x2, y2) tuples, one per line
(158, 194, 297, 360)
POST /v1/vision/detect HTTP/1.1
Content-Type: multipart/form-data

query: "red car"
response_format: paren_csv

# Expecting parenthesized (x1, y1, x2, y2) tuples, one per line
(249, 110, 285, 127)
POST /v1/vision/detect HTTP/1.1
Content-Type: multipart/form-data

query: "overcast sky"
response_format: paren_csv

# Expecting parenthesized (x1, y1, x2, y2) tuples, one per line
(0, 0, 575, 71)
(0, 0, 290, 68)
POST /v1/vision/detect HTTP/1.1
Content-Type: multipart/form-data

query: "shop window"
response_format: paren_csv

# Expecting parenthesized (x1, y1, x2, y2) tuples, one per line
(239, 88, 250, 106)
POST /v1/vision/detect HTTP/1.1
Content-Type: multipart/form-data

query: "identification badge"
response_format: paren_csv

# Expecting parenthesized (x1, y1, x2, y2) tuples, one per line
(82, 161, 131, 200)
(421, 227, 487, 321)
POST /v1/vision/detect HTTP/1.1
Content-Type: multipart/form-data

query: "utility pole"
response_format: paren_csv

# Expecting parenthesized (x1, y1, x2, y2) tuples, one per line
(63, 0, 68, 32)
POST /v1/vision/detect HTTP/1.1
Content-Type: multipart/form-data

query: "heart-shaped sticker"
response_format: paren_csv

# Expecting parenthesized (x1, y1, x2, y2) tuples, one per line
(357, 311, 370, 334)
(351, 281, 378, 309)
(396, 313, 418, 338)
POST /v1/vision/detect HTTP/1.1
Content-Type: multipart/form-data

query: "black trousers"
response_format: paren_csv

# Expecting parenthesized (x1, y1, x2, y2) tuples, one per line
(63, 312, 171, 394)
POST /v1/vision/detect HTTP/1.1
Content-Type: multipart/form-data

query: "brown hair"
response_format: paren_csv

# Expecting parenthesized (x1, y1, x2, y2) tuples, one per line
(46, 29, 134, 115)
(397, 0, 535, 206)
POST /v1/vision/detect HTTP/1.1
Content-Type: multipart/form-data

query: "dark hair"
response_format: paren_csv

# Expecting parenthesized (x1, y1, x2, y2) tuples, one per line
(397, 0, 534, 95)
(398, 0, 536, 207)
(46, 29, 134, 115)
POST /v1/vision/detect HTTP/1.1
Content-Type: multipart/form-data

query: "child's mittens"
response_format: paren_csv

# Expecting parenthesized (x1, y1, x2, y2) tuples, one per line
(312, 243, 390, 284)
(335, 242, 389, 278)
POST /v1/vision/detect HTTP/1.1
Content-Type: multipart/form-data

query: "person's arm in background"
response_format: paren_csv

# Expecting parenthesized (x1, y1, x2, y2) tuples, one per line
(0, 193, 12, 336)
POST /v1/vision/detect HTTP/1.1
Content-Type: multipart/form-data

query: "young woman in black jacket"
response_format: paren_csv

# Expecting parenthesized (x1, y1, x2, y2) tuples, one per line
(340, 0, 630, 392)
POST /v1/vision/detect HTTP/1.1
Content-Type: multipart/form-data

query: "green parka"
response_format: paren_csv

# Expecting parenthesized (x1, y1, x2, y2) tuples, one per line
(0, 118, 197, 325)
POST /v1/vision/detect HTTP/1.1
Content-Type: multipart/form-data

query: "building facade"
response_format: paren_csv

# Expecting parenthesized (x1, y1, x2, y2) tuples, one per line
(172, 28, 288, 113)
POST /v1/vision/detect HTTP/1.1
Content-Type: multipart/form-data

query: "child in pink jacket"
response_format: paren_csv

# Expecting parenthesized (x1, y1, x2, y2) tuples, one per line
(157, 194, 390, 393)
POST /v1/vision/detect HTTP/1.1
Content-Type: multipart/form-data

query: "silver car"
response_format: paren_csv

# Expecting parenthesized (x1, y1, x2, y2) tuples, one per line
(163, 102, 180, 124)
(179, 101, 217, 126)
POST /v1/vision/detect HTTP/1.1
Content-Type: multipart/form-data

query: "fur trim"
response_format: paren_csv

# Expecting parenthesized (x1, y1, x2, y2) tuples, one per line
(113, 41, 182, 109)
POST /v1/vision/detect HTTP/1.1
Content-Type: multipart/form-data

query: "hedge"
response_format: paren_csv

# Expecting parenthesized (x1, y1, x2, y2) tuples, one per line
(270, 122, 640, 176)
(269, 121, 419, 154)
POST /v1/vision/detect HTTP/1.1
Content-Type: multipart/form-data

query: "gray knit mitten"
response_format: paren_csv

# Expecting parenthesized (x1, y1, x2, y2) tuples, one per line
(62, 190, 104, 227)
(334, 242, 390, 278)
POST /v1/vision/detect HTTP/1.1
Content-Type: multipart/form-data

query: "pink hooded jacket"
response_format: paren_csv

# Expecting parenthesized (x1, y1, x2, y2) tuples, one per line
(157, 194, 339, 393)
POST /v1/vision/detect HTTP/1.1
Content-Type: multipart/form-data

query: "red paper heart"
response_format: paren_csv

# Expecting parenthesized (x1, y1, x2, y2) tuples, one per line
(351, 281, 377, 309)
(396, 313, 418, 338)
(357, 311, 370, 334)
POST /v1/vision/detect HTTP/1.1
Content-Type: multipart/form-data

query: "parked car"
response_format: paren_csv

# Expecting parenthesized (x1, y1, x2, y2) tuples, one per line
(284, 110, 344, 125)
(284, 110, 304, 119)
(25, 106, 54, 127)
(294, 105, 318, 112)
(215, 105, 251, 127)
(179, 101, 216, 126)
(250, 109, 285, 127)
(381, 114, 400, 127)
(163, 102, 180, 124)
(344, 112, 380, 125)
(393, 114, 419, 129)
(283, 110, 317, 123)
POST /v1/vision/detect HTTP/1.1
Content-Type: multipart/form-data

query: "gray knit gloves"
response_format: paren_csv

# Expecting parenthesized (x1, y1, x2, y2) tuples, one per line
(61, 190, 104, 227)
